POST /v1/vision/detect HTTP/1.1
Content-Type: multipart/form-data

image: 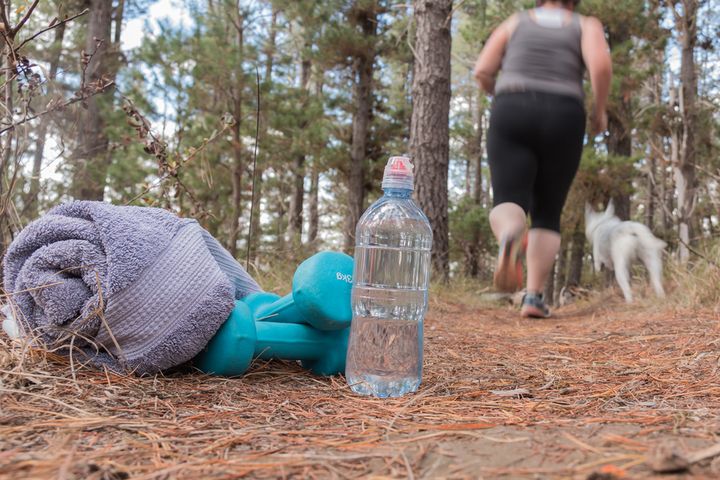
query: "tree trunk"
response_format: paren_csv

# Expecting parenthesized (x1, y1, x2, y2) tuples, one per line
(410, 0, 453, 281)
(463, 93, 485, 278)
(113, 0, 124, 45)
(659, 140, 672, 239)
(274, 179, 288, 252)
(26, 20, 66, 218)
(248, 7, 278, 264)
(287, 153, 305, 243)
(607, 106, 632, 221)
(472, 105, 484, 207)
(464, 156, 471, 196)
(71, 0, 117, 200)
(544, 259, 555, 306)
(646, 154, 655, 228)
(674, 0, 699, 264)
(343, 4, 377, 252)
(472, 0, 487, 208)
(0, 11, 16, 268)
(462, 237, 479, 278)
(286, 55, 312, 244)
(567, 225, 585, 287)
(308, 71, 324, 246)
(227, 6, 244, 257)
(553, 243, 568, 306)
(308, 162, 320, 244)
(646, 10, 664, 234)
(605, 25, 632, 221)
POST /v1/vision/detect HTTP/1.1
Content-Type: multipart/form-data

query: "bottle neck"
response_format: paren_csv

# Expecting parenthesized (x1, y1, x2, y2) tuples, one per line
(383, 188, 412, 199)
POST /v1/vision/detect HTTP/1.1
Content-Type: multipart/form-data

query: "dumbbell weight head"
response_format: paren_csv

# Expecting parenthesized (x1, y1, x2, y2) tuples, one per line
(255, 251, 354, 330)
(299, 328, 349, 376)
(193, 301, 256, 376)
(292, 251, 354, 330)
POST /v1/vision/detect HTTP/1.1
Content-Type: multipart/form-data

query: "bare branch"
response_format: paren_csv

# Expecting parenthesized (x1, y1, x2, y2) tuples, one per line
(16, 8, 89, 52)
(119, 91, 233, 218)
(0, 79, 115, 135)
(0, 1, 11, 35)
(11, 0, 40, 35)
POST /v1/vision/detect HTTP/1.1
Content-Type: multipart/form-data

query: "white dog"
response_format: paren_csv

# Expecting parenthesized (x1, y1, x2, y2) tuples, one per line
(585, 202, 666, 303)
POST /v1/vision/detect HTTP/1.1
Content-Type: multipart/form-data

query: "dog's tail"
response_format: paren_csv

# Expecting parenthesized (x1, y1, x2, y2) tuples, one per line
(631, 224, 667, 251)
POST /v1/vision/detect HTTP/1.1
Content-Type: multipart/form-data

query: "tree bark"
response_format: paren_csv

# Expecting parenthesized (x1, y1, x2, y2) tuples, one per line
(605, 24, 632, 221)
(463, 0, 486, 279)
(308, 162, 320, 244)
(410, 0, 453, 281)
(0, 4, 16, 268)
(113, 0, 124, 45)
(308, 73, 324, 245)
(227, 5, 244, 257)
(463, 93, 485, 278)
(286, 54, 312, 244)
(287, 152, 305, 242)
(472, 0, 487, 208)
(26, 20, 66, 218)
(544, 259, 555, 306)
(553, 243, 568, 306)
(71, 0, 117, 200)
(472, 105, 484, 207)
(659, 138, 672, 238)
(606, 112, 632, 220)
(674, 0, 699, 263)
(567, 225, 585, 287)
(248, 7, 277, 264)
(343, 4, 377, 252)
(646, 154, 656, 228)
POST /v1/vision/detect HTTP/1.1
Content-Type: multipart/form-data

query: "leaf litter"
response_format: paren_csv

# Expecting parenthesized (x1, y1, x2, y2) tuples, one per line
(1, 294, 719, 479)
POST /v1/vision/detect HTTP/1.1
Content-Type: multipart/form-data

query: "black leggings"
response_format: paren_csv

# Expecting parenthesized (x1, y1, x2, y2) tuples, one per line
(487, 91, 585, 233)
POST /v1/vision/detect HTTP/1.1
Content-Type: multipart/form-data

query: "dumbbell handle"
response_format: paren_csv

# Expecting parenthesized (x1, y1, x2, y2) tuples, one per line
(254, 321, 341, 360)
(254, 295, 300, 323)
(194, 301, 348, 377)
(255, 321, 349, 376)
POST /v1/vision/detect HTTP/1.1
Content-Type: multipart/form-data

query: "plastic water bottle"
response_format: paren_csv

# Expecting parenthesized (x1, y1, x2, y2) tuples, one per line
(345, 155, 433, 397)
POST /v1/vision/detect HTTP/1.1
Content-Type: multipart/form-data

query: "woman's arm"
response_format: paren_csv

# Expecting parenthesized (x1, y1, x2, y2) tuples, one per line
(473, 16, 517, 95)
(581, 16, 612, 134)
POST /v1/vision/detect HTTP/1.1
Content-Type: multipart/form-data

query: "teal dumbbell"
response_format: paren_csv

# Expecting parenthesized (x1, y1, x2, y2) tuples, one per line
(194, 301, 349, 376)
(245, 251, 354, 331)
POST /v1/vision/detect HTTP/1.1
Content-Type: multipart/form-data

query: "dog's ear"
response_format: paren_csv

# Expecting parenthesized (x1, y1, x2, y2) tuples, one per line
(605, 199, 615, 216)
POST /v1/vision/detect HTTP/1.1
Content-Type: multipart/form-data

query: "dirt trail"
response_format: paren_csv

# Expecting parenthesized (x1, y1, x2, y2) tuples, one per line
(1, 297, 719, 479)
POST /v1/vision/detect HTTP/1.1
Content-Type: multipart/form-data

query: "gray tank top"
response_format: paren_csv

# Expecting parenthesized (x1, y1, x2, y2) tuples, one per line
(495, 10, 585, 100)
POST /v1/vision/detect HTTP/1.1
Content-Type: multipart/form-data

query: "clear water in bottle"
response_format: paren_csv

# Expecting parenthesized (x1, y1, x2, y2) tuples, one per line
(345, 156, 433, 398)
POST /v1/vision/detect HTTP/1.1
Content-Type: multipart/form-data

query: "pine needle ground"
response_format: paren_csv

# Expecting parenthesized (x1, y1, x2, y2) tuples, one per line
(1, 296, 719, 479)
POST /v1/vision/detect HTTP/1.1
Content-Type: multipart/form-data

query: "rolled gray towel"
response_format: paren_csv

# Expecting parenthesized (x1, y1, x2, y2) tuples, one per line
(3, 201, 262, 374)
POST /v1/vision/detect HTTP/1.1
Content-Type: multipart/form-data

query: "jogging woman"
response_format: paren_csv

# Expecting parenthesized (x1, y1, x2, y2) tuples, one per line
(473, 0, 612, 317)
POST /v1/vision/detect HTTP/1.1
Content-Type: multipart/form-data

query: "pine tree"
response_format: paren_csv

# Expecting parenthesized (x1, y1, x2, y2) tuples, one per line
(70, 0, 123, 200)
(410, 0, 453, 281)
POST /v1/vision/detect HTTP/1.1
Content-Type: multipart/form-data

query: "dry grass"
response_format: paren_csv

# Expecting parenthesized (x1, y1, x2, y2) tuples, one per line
(667, 243, 720, 310)
(1, 290, 719, 479)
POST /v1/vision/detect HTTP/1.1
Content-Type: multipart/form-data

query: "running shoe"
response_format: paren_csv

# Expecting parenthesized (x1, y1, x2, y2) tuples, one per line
(521, 292, 551, 318)
(493, 230, 527, 293)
